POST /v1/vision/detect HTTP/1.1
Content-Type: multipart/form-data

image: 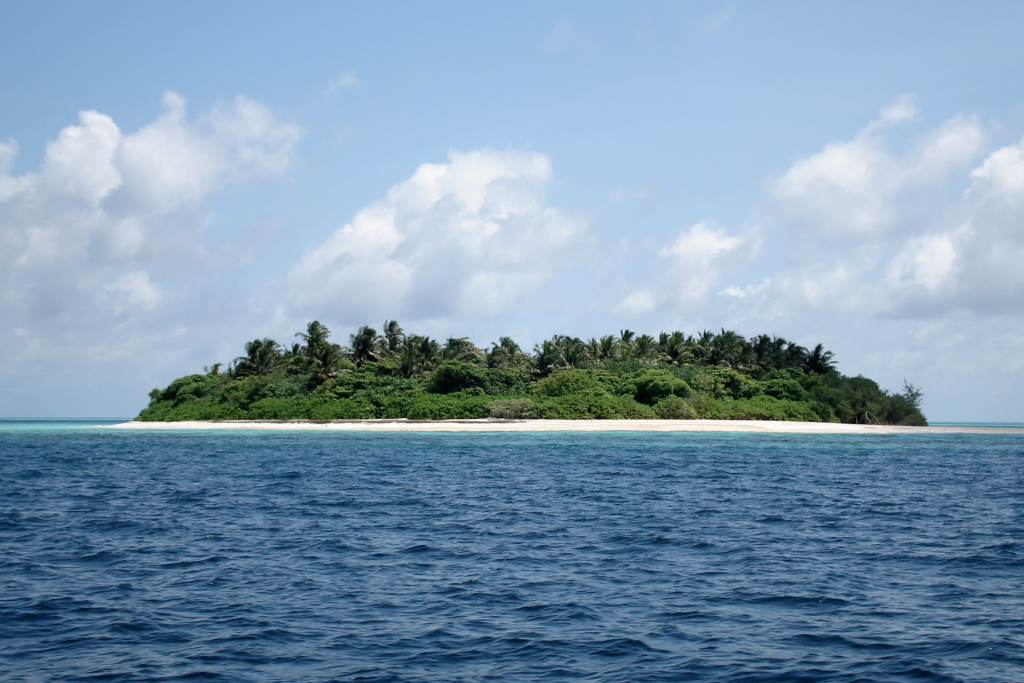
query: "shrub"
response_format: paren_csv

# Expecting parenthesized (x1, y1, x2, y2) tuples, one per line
(425, 362, 487, 394)
(656, 396, 699, 419)
(534, 391, 655, 419)
(762, 378, 808, 402)
(533, 369, 604, 397)
(482, 368, 528, 396)
(631, 369, 692, 405)
(616, 396, 658, 419)
(405, 392, 493, 420)
(488, 398, 536, 419)
(713, 395, 820, 422)
(307, 398, 376, 420)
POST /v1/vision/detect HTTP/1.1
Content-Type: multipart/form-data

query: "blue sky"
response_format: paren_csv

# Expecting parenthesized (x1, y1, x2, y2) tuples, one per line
(3, 1, 1024, 420)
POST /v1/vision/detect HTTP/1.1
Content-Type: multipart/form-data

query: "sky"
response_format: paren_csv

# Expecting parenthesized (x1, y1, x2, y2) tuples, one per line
(2, 1, 1024, 421)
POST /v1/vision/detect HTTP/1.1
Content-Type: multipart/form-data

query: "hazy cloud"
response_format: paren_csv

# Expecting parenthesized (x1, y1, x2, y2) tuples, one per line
(616, 220, 750, 313)
(325, 71, 360, 93)
(542, 17, 581, 52)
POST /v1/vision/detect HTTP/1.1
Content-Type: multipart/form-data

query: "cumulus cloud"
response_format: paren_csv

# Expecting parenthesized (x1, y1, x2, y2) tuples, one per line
(773, 96, 984, 237)
(620, 96, 1024, 322)
(711, 96, 1023, 318)
(288, 149, 585, 322)
(0, 91, 301, 333)
(615, 220, 750, 313)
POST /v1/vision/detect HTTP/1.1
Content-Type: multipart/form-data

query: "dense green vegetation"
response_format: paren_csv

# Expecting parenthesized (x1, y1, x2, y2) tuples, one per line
(137, 321, 927, 425)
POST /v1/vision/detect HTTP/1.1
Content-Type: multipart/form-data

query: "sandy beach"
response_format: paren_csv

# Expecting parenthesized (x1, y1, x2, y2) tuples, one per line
(109, 419, 1022, 435)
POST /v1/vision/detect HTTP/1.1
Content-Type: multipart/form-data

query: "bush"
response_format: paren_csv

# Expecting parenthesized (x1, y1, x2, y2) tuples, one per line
(425, 362, 487, 394)
(405, 392, 493, 420)
(482, 368, 528, 396)
(761, 378, 808, 402)
(488, 398, 536, 419)
(534, 391, 656, 419)
(307, 398, 376, 420)
(631, 369, 692, 405)
(533, 369, 605, 397)
(316, 371, 418, 407)
(656, 396, 699, 419)
(713, 395, 821, 422)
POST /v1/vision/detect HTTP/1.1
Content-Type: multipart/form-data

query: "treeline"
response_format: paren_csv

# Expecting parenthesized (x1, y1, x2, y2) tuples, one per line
(137, 321, 926, 425)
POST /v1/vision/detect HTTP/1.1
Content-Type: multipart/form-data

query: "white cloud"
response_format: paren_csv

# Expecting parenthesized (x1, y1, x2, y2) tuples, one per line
(102, 270, 162, 314)
(288, 149, 585, 322)
(773, 95, 984, 237)
(759, 99, 1024, 317)
(874, 92, 918, 127)
(617, 96, 1024, 324)
(0, 91, 301, 330)
(614, 289, 657, 314)
(770, 104, 1024, 321)
(325, 71, 360, 92)
(616, 220, 749, 313)
(719, 277, 771, 299)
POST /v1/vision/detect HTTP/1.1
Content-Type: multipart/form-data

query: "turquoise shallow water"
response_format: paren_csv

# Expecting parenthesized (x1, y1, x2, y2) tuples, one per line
(1, 421, 1022, 681)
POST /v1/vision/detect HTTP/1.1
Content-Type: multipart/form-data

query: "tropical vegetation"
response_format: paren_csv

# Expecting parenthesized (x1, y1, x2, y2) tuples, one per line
(137, 321, 927, 425)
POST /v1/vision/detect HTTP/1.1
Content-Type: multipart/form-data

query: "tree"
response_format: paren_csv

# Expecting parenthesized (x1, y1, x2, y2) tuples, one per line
(382, 320, 404, 355)
(349, 326, 380, 366)
(632, 334, 656, 361)
(442, 337, 484, 363)
(398, 335, 441, 377)
(804, 343, 836, 374)
(902, 380, 923, 410)
(487, 337, 530, 370)
(298, 321, 332, 360)
(232, 338, 282, 377)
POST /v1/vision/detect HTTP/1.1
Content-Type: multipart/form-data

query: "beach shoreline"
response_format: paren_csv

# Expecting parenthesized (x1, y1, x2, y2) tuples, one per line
(108, 419, 1023, 435)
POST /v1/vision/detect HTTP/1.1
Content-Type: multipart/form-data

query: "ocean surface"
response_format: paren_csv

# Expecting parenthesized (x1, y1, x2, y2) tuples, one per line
(1, 421, 1022, 682)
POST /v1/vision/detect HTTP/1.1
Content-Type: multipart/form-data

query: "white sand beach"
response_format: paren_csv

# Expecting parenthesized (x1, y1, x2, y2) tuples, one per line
(109, 419, 1022, 435)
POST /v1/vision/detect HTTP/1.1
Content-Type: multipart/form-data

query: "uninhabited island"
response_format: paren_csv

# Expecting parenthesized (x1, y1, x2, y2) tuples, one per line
(137, 321, 926, 426)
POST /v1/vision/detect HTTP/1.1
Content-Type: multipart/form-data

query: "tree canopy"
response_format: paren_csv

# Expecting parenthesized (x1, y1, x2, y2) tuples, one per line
(138, 321, 926, 425)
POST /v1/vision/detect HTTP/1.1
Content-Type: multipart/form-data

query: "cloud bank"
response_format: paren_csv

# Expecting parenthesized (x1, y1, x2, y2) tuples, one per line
(768, 98, 1024, 317)
(620, 96, 1024, 322)
(1, 92, 301, 325)
(0, 92, 302, 378)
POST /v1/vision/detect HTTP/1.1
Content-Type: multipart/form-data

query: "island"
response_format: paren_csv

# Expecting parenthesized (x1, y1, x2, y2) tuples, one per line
(136, 321, 926, 426)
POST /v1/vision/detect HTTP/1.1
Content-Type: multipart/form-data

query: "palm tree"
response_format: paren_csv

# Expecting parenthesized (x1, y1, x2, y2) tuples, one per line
(382, 320, 404, 356)
(309, 342, 345, 384)
(487, 337, 529, 370)
(396, 335, 441, 377)
(598, 335, 618, 361)
(782, 341, 808, 370)
(692, 330, 715, 365)
(349, 326, 380, 366)
(532, 339, 561, 377)
(804, 343, 836, 374)
(442, 337, 484, 363)
(232, 338, 282, 377)
(297, 321, 331, 361)
(632, 334, 656, 361)
(660, 331, 691, 365)
(558, 336, 590, 369)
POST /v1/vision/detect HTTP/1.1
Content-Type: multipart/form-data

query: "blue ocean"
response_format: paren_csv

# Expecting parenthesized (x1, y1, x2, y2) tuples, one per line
(1, 421, 1022, 682)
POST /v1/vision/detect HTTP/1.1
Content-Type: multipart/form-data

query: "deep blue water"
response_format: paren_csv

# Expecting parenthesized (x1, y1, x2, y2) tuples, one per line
(1, 422, 1022, 682)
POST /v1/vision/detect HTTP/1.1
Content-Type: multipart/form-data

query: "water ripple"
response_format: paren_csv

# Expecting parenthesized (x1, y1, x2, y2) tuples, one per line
(1, 428, 1022, 681)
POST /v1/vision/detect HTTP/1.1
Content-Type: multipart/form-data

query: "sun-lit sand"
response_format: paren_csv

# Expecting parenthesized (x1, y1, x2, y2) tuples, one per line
(109, 419, 1021, 435)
